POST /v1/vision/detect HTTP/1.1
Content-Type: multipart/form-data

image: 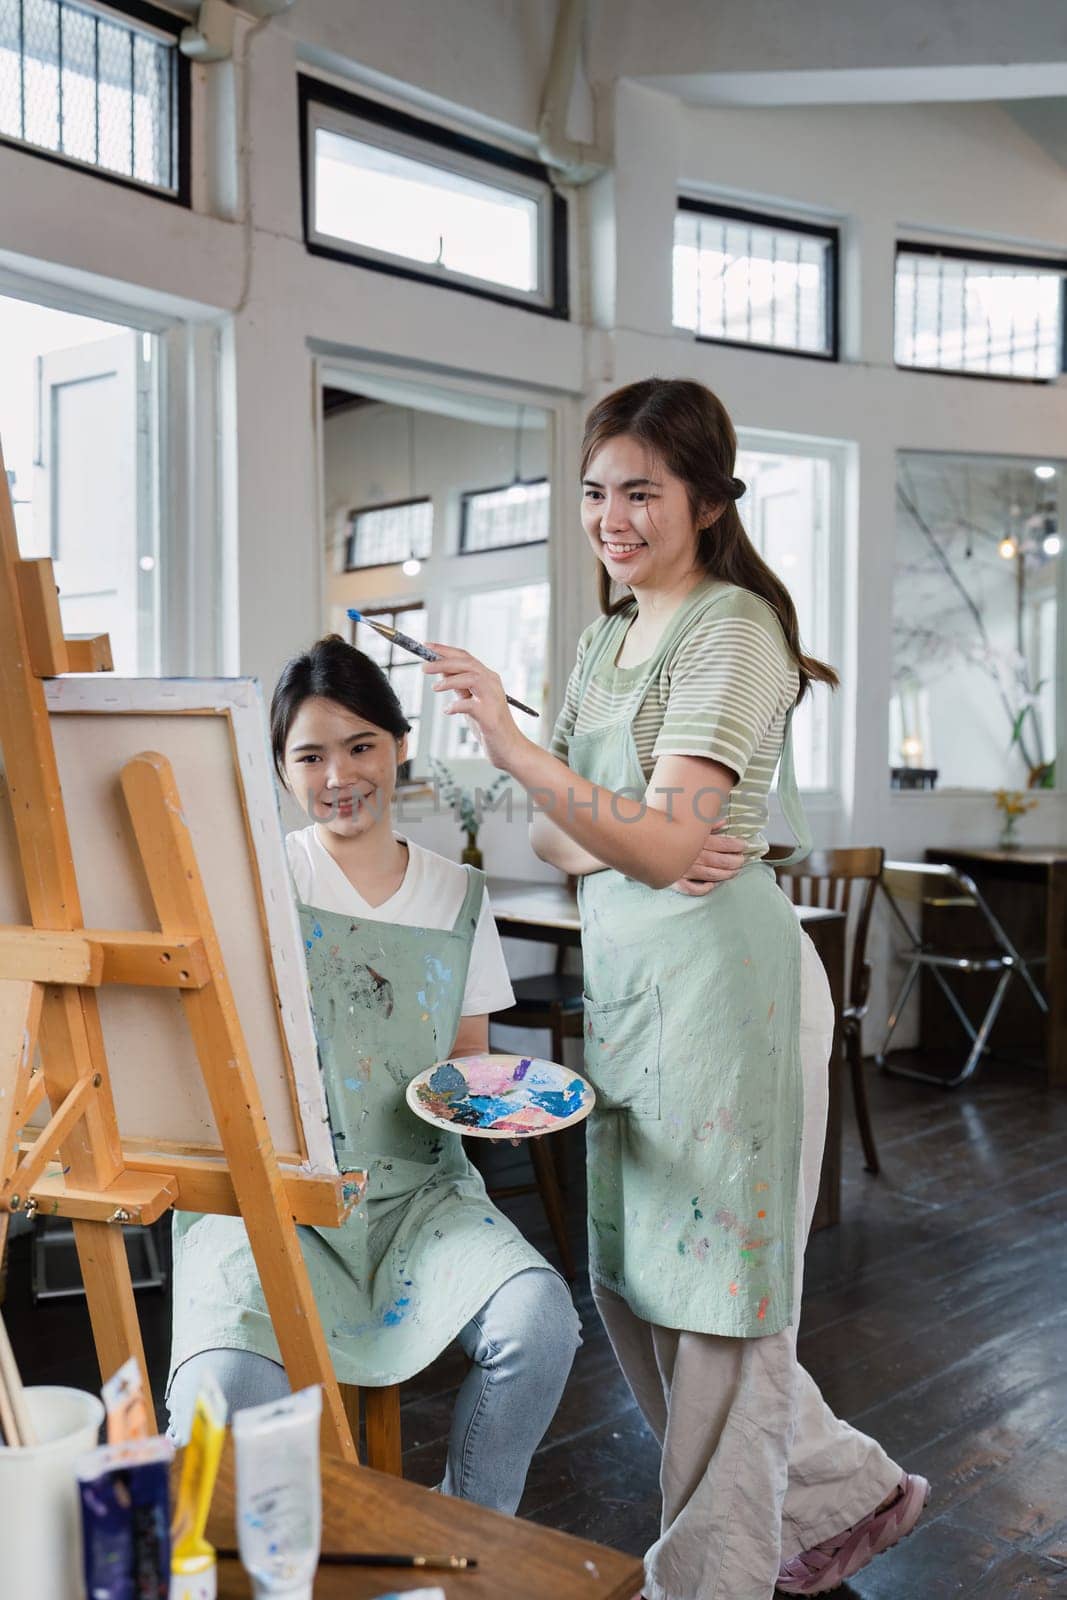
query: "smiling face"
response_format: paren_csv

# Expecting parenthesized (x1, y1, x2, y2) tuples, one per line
(283, 696, 407, 839)
(581, 433, 708, 597)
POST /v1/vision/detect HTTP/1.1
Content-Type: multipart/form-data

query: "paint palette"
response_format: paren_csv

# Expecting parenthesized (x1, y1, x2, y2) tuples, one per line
(406, 1052, 595, 1141)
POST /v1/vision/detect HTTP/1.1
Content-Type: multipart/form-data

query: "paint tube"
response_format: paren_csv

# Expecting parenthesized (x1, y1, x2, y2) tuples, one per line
(77, 1435, 174, 1600)
(169, 1373, 228, 1600)
(232, 1385, 321, 1600)
(103, 1357, 151, 1445)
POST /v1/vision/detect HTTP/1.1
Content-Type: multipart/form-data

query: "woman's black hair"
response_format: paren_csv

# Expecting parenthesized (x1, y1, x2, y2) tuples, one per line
(270, 634, 411, 781)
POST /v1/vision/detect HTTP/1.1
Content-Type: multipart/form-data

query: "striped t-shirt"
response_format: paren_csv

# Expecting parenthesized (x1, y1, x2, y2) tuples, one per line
(549, 582, 800, 860)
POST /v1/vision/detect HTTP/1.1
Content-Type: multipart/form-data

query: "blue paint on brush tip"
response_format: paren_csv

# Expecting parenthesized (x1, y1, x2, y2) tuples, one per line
(346, 608, 363, 623)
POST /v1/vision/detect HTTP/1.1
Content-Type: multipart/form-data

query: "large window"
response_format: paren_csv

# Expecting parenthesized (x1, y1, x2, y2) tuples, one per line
(674, 200, 838, 359)
(0, 0, 187, 199)
(442, 581, 549, 757)
(300, 78, 567, 316)
(322, 377, 553, 780)
(344, 497, 433, 572)
(459, 479, 549, 553)
(892, 452, 1062, 790)
(895, 243, 1066, 380)
(735, 439, 840, 791)
(1, 288, 163, 674)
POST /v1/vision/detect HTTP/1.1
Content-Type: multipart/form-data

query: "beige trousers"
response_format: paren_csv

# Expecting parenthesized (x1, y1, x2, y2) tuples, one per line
(593, 932, 901, 1600)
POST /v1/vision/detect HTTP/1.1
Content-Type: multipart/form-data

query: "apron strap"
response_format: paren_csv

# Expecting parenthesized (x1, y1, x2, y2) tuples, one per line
(453, 865, 486, 933)
(769, 705, 812, 867)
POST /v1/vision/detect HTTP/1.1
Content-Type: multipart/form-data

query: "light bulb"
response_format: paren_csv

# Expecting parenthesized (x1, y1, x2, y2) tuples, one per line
(1043, 534, 1062, 557)
(402, 557, 422, 577)
(1034, 464, 1056, 480)
(998, 537, 1017, 560)
(505, 482, 529, 504)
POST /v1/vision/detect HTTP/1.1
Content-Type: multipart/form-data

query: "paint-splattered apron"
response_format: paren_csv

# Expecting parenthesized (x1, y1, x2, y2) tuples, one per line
(567, 589, 812, 1339)
(168, 868, 545, 1388)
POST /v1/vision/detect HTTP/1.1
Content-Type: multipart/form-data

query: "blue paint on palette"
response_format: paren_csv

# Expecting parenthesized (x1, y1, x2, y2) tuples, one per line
(428, 1063, 467, 1096)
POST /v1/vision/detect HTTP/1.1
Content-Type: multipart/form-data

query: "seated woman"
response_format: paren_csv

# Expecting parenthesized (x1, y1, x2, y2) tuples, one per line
(166, 635, 581, 1514)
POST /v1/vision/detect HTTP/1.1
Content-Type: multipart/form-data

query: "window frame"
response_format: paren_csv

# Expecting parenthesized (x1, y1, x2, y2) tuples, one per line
(674, 197, 840, 363)
(0, 0, 191, 204)
(893, 239, 1067, 385)
(458, 476, 550, 556)
(734, 427, 848, 800)
(298, 74, 569, 319)
(342, 494, 434, 574)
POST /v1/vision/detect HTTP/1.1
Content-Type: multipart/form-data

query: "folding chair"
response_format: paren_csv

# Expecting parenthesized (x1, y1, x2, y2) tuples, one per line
(875, 860, 1048, 1088)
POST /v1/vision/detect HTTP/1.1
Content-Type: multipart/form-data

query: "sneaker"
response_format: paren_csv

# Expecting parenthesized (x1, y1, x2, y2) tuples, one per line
(775, 1473, 930, 1595)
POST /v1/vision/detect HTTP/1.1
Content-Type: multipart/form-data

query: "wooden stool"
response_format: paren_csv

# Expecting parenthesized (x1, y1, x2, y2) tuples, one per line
(340, 1381, 403, 1475)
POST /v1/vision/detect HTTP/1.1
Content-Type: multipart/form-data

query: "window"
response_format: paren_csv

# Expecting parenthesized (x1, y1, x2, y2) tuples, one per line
(442, 581, 549, 756)
(349, 604, 427, 764)
(0, 0, 187, 199)
(735, 440, 840, 790)
(892, 452, 1062, 789)
(895, 243, 1066, 380)
(1, 289, 164, 674)
(300, 77, 567, 316)
(460, 478, 549, 553)
(344, 498, 433, 572)
(674, 200, 837, 359)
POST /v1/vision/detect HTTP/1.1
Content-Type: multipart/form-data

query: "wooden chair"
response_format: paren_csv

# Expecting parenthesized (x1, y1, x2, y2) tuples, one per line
(768, 846, 885, 1176)
(341, 1382, 403, 1476)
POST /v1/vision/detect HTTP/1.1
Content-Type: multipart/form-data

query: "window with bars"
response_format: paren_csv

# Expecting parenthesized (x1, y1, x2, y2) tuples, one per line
(894, 244, 1066, 380)
(0, 0, 186, 198)
(343, 497, 433, 571)
(300, 77, 568, 317)
(673, 200, 837, 359)
(459, 478, 549, 553)
(349, 604, 426, 775)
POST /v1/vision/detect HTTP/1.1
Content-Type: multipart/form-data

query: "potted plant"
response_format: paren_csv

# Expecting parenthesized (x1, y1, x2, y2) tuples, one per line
(993, 788, 1038, 850)
(429, 758, 510, 869)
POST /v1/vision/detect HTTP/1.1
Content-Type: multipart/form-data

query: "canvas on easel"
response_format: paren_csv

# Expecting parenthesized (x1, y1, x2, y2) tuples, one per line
(0, 443, 360, 1461)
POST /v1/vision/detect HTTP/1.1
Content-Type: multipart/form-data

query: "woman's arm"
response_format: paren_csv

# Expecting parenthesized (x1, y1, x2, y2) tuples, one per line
(528, 812, 607, 876)
(422, 643, 735, 890)
(450, 1013, 488, 1056)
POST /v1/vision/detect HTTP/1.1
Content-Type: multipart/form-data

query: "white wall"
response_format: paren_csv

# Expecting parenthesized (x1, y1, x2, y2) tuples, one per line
(1, 4, 1065, 1043)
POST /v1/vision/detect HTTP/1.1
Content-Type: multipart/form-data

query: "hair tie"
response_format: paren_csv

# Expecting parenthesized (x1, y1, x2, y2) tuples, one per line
(729, 476, 746, 500)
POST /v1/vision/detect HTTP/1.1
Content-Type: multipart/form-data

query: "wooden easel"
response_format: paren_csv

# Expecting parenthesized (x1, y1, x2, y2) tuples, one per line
(0, 446, 360, 1461)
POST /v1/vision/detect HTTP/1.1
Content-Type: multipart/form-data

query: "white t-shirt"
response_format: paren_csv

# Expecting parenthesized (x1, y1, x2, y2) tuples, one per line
(285, 826, 515, 1018)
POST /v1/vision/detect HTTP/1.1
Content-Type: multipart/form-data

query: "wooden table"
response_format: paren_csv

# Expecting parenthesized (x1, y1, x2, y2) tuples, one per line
(491, 879, 846, 1229)
(203, 1437, 643, 1600)
(924, 846, 1065, 1087)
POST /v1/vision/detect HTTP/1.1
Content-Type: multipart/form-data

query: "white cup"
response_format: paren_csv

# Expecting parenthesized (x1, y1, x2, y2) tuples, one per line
(0, 1385, 104, 1600)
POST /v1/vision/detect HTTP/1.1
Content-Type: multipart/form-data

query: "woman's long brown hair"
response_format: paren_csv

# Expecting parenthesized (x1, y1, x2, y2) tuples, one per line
(580, 378, 838, 700)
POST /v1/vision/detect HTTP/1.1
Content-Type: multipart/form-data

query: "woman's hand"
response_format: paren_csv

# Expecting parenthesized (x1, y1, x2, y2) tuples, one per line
(423, 645, 529, 772)
(670, 820, 746, 896)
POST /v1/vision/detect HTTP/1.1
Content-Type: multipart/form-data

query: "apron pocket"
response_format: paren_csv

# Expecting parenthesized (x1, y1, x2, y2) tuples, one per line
(583, 985, 662, 1120)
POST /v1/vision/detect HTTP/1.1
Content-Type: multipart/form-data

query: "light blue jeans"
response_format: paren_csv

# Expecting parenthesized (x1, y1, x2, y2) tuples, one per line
(167, 1266, 580, 1515)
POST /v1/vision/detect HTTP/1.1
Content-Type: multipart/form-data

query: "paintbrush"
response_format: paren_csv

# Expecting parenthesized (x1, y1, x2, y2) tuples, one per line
(347, 610, 539, 718)
(218, 1548, 477, 1569)
(0, 1307, 33, 1448)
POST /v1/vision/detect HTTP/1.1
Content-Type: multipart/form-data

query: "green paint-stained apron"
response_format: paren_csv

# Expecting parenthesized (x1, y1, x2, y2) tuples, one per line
(169, 867, 546, 1388)
(567, 587, 812, 1339)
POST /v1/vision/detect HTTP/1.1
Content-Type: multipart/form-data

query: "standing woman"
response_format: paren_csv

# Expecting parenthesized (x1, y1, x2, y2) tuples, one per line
(424, 378, 927, 1600)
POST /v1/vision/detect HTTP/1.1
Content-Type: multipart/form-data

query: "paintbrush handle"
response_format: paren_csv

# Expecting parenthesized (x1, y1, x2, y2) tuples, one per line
(217, 1549, 477, 1569)
(0, 1309, 31, 1447)
(355, 616, 540, 718)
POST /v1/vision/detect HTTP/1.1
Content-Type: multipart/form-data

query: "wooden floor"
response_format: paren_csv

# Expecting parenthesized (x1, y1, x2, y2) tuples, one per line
(6, 1051, 1067, 1598)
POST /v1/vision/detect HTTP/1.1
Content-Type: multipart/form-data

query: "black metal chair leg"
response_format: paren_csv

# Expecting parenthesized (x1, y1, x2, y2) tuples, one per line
(847, 1026, 880, 1175)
